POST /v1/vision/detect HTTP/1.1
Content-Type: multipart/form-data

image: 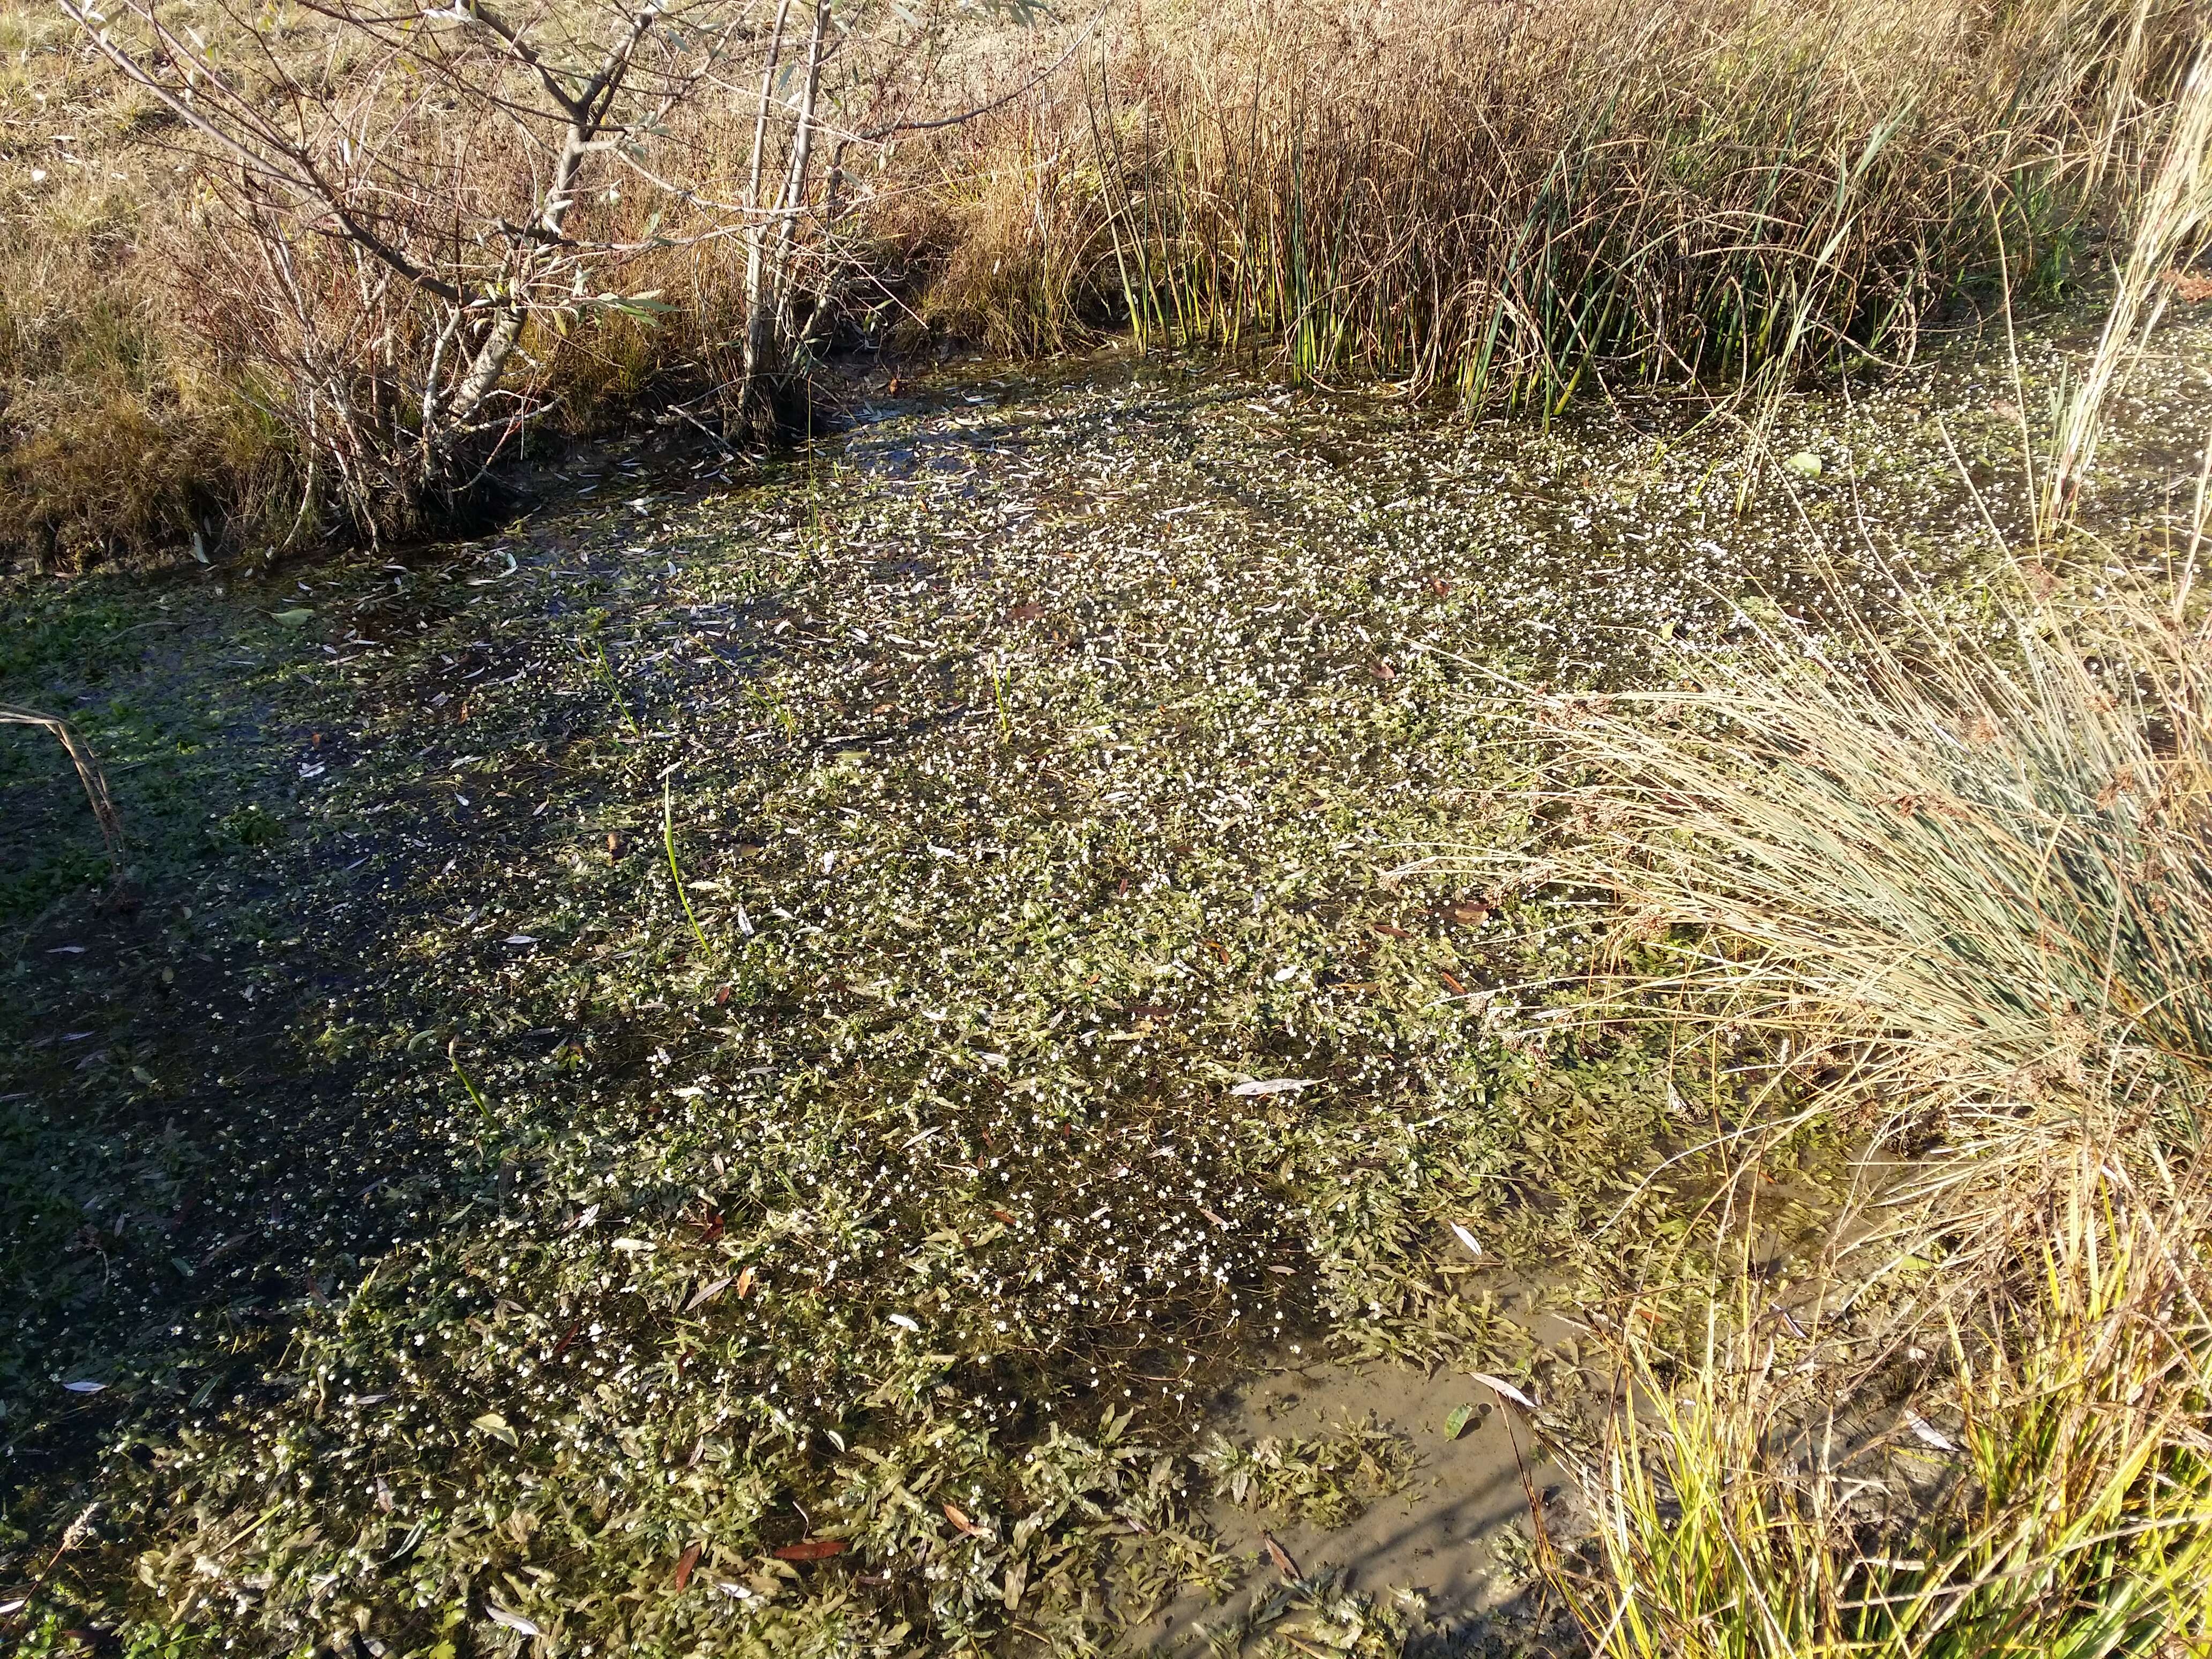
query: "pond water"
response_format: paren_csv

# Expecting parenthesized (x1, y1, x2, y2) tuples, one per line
(4, 303, 2210, 1651)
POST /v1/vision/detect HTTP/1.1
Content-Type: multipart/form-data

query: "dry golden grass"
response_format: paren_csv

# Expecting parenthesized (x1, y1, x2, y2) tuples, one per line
(1556, 1149, 2212, 1659)
(923, 0, 2204, 404)
(1, 1, 221, 564)
(2, 0, 2207, 565)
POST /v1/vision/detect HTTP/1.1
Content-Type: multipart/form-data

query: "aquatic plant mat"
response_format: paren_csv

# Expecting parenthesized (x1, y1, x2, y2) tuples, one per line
(6, 306, 2212, 1653)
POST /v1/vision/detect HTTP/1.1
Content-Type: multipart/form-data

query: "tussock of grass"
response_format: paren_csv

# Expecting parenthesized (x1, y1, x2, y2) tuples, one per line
(1560, 1155, 2212, 1658)
(1533, 561, 2212, 1653)
(1538, 566, 2212, 1108)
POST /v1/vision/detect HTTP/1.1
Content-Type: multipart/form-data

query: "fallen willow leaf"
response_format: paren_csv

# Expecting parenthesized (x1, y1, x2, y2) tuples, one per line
(1229, 1078, 1316, 1096)
(735, 1265, 757, 1298)
(773, 1538, 847, 1561)
(63, 1380, 106, 1394)
(943, 1501, 982, 1537)
(485, 1602, 542, 1636)
(1903, 1409, 1956, 1453)
(1261, 1530, 1302, 1580)
(673, 1542, 702, 1590)
(1448, 1222, 1482, 1258)
(686, 1275, 733, 1311)
(1469, 1372, 1535, 1411)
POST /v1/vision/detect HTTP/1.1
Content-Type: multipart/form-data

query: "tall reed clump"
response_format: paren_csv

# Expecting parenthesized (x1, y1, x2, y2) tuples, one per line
(927, 0, 2204, 412)
(1524, 561, 2212, 1650)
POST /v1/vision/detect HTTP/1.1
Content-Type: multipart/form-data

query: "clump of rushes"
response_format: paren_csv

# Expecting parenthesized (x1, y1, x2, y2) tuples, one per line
(1527, 562, 2212, 1653)
(926, 0, 2203, 411)
(1555, 1155, 2212, 1658)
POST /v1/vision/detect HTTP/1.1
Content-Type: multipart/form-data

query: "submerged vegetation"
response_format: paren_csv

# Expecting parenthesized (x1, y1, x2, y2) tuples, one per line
(8, 285, 2212, 1651)
(8, 0, 2212, 1654)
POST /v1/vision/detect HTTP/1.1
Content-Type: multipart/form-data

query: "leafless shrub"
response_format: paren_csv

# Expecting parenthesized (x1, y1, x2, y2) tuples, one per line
(53, 0, 1066, 545)
(58, 0, 755, 539)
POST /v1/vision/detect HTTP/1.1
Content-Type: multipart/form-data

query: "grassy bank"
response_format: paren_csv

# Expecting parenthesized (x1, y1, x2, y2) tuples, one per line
(929, 0, 2200, 396)
(1566, 1155, 2212, 1657)
(3, 0, 2206, 566)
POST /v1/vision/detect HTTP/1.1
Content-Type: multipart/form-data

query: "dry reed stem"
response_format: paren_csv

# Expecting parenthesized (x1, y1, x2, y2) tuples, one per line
(2044, 41, 2212, 529)
(0, 702, 124, 868)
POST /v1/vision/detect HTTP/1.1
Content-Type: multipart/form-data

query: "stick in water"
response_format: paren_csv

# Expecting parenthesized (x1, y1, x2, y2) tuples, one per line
(1, 703, 123, 868)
